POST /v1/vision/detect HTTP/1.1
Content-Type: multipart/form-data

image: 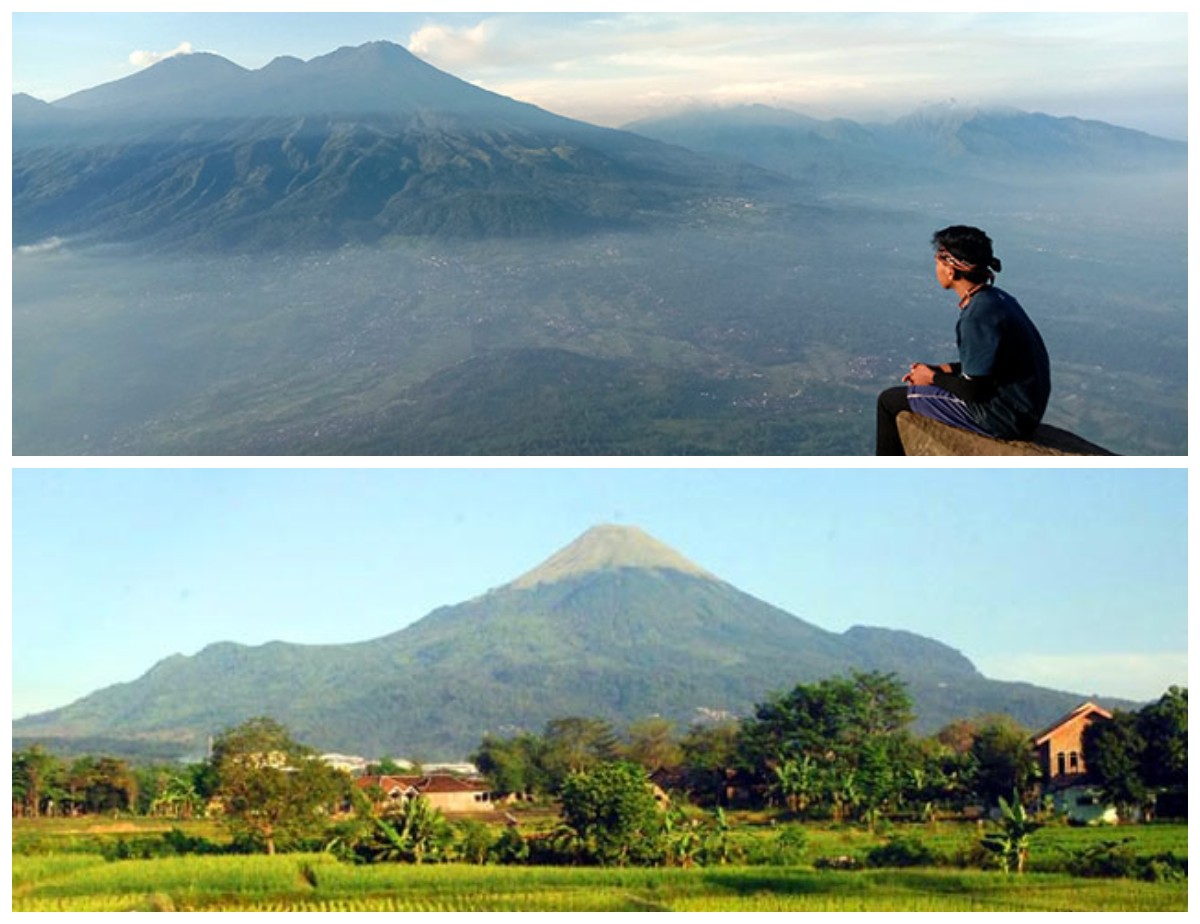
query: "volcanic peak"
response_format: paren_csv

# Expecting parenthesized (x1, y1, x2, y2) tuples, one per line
(508, 524, 717, 590)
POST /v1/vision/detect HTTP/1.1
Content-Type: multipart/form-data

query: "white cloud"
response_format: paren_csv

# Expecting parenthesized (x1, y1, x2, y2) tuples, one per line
(16, 237, 66, 256)
(129, 41, 194, 70)
(408, 22, 498, 68)
(974, 652, 1187, 703)
(399, 13, 1185, 134)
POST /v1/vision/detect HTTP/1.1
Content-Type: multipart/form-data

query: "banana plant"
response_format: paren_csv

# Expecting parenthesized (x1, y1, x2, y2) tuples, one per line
(980, 790, 1044, 874)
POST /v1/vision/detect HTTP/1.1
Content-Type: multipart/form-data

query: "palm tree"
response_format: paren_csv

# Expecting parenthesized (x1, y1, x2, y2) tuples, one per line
(13, 746, 64, 817)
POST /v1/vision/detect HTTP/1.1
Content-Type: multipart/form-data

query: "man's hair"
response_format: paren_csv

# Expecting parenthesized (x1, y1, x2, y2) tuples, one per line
(932, 226, 1002, 282)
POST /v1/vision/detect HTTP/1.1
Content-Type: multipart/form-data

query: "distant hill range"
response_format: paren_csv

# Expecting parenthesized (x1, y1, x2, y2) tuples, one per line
(13, 525, 1135, 761)
(13, 42, 1185, 252)
(626, 101, 1185, 191)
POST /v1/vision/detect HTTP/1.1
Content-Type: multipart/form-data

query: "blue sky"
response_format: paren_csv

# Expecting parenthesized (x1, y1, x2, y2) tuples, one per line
(11, 467, 1186, 719)
(9, 11, 1188, 138)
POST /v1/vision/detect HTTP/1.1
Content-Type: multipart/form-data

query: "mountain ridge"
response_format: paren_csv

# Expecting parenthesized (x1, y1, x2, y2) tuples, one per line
(48, 42, 549, 125)
(13, 524, 1135, 760)
(626, 101, 1186, 190)
(13, 42, 787, 251)
(14, 41, 1184, 253)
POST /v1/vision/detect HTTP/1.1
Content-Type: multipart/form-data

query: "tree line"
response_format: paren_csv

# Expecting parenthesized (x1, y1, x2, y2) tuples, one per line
(474, 673, 1184, 823)
(13, 673, 1186, 861)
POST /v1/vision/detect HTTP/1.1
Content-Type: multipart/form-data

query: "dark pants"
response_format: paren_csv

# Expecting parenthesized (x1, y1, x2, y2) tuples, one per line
(877, 385, 996, 454)
(876, 386, 910, 455)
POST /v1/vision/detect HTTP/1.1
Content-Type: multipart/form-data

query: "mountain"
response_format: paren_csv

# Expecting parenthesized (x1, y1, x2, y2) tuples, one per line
(626, 104, 910, 189)
(12, 42, 784, 250)
(508, 523, 718, 587)
(49, 42, 554, 125)
(13, 525, 1132, 761)
(627, 102, 1186, 189)
(884, 102, 1186, 176)
(51, 51, 254, 118)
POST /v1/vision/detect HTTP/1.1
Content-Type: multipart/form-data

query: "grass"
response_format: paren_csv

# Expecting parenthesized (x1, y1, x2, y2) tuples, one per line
(11, 817, 1187, 912)
(12, 854, 1186, 912)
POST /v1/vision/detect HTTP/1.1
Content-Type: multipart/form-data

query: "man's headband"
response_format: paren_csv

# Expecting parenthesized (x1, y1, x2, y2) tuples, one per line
(936, 249, 979, 274)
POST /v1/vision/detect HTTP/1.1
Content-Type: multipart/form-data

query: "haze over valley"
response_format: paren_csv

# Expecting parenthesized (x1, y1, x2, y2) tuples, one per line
(12, 40, 1187, 455)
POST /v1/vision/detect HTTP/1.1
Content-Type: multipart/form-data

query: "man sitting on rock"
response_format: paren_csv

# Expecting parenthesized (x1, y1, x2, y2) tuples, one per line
(876, 225, 1051, 455)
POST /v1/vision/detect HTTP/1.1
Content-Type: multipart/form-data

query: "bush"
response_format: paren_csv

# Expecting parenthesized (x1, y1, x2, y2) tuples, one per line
(813, 854, 861, 871)
(739, 825, 807, 867)
(1066, 839, 1139, 878)
(1065, 839, 1188, 881)
(864, 835, 940, 869)
(1139, 854, 1187, 883)
(525, 827, 587, 866)
(101, 827, 225, 861)
(950, 840, 993, 871)
(488, 826, 530, 865)
(455, 820, 495, 865)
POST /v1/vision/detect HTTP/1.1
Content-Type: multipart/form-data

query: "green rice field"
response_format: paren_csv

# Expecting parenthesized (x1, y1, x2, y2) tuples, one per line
(11, 818, 1187, 912)
(11, 853, 1186, 912)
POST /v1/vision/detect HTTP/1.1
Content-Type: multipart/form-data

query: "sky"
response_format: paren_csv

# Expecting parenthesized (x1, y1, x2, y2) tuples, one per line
(8, 10, 1189, 139)
(10, 467, 1187, 720)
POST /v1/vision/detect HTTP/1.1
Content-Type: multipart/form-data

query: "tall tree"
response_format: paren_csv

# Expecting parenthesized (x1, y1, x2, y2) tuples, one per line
(1081, 710, 1148, 821)
(211, 716, 348, 854)
(1136, 686, 1187, 790)
(740, 671, 913, 765)
(679, 720, 742, 807)
(855, 735, 910, 831)
(559, 761, 664, 866)
(738, 671, 916, 821)
(63, 756, 137, 815)
(12, 745, 64, 817)
(621, 717, 683, 773)
(967, 716, 1040, 806)
(541, 717, 619, 789)
(934, 718, 980, 757)
(473, 732, 550, 796)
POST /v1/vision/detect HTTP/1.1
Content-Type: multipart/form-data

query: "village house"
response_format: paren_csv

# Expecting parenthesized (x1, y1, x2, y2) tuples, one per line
(355, 774, 495, 815)
(319, 753, 370, 775)
(1030, 701, 1117, 824)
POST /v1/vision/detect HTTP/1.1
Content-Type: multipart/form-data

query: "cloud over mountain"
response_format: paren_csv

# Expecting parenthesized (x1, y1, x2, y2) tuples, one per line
(129, 41, 195, 70)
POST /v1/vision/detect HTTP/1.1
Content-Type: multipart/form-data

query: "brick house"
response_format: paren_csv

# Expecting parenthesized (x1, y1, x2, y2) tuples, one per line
(1030, 701, 1117, 823)
(355, 774, 495, 815)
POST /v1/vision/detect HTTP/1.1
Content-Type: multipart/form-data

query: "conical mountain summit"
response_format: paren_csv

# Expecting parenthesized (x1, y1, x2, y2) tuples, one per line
(508, 524, 717, 589)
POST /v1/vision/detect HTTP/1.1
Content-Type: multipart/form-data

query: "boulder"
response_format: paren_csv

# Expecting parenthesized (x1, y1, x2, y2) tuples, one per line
(896, 412, 1114, 456)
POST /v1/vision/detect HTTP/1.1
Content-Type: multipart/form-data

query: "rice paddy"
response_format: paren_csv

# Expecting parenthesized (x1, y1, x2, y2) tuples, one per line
(12, 847, 1187, 912)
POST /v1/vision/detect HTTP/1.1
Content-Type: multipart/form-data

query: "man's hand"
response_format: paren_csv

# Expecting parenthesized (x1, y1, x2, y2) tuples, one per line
(902, 363, 937, 387)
